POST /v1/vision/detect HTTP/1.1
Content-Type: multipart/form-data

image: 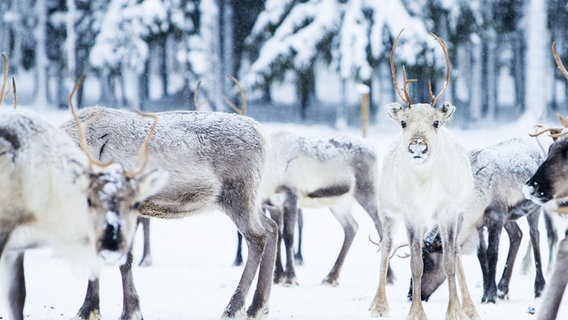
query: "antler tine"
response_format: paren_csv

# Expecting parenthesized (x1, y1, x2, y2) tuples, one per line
(552, 42, 568, 81)
(126, 111, 158, 177)
(193, 80, 202, 111)
(389, 243, 410, 259)
(528, 127, 563, 138)
(429, 33, 451, 107)
(0, 53, 10, 106)
(68, 75, 112, 169)
(223, 76, 247, 115)
(11, 77, 16, 110)
(390, 29, 414, 107)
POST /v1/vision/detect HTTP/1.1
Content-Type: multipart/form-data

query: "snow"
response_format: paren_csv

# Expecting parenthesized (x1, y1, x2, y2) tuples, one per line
(2, 108, 568, 320)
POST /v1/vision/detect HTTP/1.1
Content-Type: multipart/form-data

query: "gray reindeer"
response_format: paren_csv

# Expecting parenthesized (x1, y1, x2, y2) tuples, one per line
(523, 42, 568, 320)
(406, 138, 545, 305)
(0, 75, 167, 320)
(61, 105, 277, 319)
(256, 130, 385, 286)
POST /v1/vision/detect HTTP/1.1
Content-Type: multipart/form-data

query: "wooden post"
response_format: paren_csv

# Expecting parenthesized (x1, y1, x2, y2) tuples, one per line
(358, 84, 370, 138)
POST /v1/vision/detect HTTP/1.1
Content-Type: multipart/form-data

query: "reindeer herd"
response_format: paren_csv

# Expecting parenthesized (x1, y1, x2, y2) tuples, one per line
(1, 30, 568, 320)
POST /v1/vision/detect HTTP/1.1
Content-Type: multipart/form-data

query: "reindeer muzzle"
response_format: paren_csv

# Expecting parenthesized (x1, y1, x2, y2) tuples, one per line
(523, 179, 552, 204)
(408, 138, 428, 163)
(98, 211, 126, 264)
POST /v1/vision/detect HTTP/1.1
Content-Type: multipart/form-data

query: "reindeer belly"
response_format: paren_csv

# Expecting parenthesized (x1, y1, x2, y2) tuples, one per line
(300, 184, 353, 208)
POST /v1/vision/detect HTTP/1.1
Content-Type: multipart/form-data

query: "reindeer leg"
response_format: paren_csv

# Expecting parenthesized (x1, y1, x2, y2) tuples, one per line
(281, 190, 299, 286)
(482, 208, 504, 303)
(476, 226, 489, 302)
(497, 221, 522, 300)
(1, 250, 25, 320)
(223, 203, 277, 318)
(457, 251, 480, 320)
(370, 216, 394, 317)
(537, 236, 568, 320)
(525, 206, 545, 298)
(233, 231, 244, 266)
(294, 208, 304, 265)
(246, 213, 278, 318)
(74, 279, 101, 320)
(137, 217, 152, 267)
(119, 251, 143, 320)
(322, 201, 358, 286)
(355, 188, 395, 284)
(440, 220, 466, 320)
(407, 224, 427, 320)
(543, 209, 557, 273)
(265, 205, 285, 284)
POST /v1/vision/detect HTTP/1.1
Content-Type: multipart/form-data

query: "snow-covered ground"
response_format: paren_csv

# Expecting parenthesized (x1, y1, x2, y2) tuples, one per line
(1, 110, 568, 320)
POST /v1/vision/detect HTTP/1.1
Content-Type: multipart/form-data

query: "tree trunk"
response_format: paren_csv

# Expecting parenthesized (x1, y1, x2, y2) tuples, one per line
(33, 0, 49, 108)
(523, 0, 550, 121)
(512, 31, 526, 114)
(160, 36, 168, 97)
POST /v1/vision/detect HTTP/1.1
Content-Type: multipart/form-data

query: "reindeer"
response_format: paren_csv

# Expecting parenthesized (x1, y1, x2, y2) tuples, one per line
(523, 41, 568, 320)
(0, 73, 168, 320)
(249, 130, 386, 286)
(405, 138, 545, 304)
(369, 29, 478, 320)
(60, 95, 278, 319)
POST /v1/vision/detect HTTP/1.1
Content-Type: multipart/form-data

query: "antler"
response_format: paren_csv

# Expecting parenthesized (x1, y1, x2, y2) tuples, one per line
(0, 53, 11, 106)
(389, 243, 410, 259)
(11, 77, 16, 109)
(68, 75, 112, 168)
(428, 33, 451, 107)
(126, 111, 158, 177)
(552, 41, 568, 81)
(193, 80, 207, 111)
(224, 76, 247, 115)
(390, 29, 416, 107)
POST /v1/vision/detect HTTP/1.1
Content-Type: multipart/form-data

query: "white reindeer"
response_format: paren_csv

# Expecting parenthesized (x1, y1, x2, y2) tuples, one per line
(60, 102, 278, 319)
(369, 30, 478, 319)
(0, 76, 168, 320)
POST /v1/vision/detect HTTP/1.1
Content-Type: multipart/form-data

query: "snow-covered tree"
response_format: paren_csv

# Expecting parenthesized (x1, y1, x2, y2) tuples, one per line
(243, 0, 431, 123)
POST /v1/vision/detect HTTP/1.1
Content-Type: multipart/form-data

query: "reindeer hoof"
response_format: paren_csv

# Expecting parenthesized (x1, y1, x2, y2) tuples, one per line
(282, 276, 299, 287)
(246, 304, 269, 320)
(221, 308, 246, 319)
(138, 257, 152, 267)
(72, 310, 101, 320)
(369, 301, 389, 318)
(321, 277, 339, 287)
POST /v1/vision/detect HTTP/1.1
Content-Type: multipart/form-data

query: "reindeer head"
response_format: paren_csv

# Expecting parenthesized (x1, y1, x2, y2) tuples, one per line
(68, 77, 168, 263)
(387, 29, 453, 165)
(84, 164, 167, 263)
(525, 43, 568, 214)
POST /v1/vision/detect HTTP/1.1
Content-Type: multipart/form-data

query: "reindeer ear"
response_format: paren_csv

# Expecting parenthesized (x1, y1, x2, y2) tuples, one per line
(133, 168, 169, 201)
(385, 102, 404, 121)
(439, 102, 456, 121)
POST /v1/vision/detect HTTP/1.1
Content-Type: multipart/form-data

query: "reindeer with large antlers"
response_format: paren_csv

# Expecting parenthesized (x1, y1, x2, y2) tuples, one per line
(369, 29, 478, 319)
(523, 42, 568, 320)
(60, 81, 278, 319)
(0, 69, 168, 320)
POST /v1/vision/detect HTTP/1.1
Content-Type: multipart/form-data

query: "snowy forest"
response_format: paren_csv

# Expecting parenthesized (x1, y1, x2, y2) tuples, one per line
(0, 0, 567, 128)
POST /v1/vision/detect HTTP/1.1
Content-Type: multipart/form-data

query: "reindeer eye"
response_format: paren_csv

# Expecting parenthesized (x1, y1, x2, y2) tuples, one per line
(87, 197, 94, 207)
(401, 120, 407, 128)
(433, 120, 440, 129)
(132, 202, 141, 210)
